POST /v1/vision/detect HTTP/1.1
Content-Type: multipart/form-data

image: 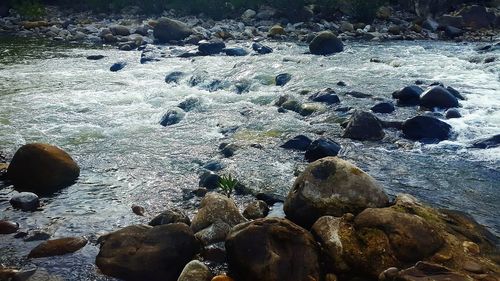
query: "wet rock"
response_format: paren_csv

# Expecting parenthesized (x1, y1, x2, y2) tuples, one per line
(420, 86, 459, 109)
(280, 135, 312, 151)
(165, 71, 185, 84)
(341, 21, 354, 33)
(110, 61, 126, 72)
(284, 157, 389, 228)
(243, 200, 269, 220)
(275, 73, 291, 86)
(439, 15, 465, 29)
(445, 26, 464, 39)
(23, 230, 51, 241)
(110, 25, 130, 36)
(178, 97, 201, 112)
(10, 192, 39, 211)
(226, 218, 321, 281)
(256, 193, 285, 205)
(343, 110, 385, 141)
(445, 108, 461, 119)
(252, 42, 272, 54)
(220, 143, 238, 158)
(131, 205, 145, 216)
(304, 138, 341, 162)
(337, 81, 347, 87)
(150, 208, 190, 226)
(446, 86, 465, 100)
(309, 31, 344, 55)
(402, 116, 451, 141)
(309, 88, 340, 105)
(28, 237, 87, 258)
(371, 102, 395, 114)
(199, 172, 221, 190)
(458, 5, 496, 29)
(178, 260, 212, 281)
(96, 224, 199, 281)
(134, 25, 149, 36)
(392, 86, 423, 106)
(268, 25, 285, 37)
(0, 220, 19, 234)
(462, 260, 484, 273)
(241, 9, 256, 20)
(422, 18, 439, 32)
(160, 108, 185, 126)
(153, 18, 193, 43)
(195, 220, 232, 245)
(103, 33, 117, 43)
(346, 91, 372, 98)
(8, 143, 80, 194)
(203, 161, 224, 171)
(140, 45, 162, 64)
(11, 268, 64, 281)
(223, 47, 249, 56)
(212, 275, 234, 281)
(190, 192, 247, 233)
(397, 262, 473, 281)
(198, 39, 226, 55)
(86, 55, 105, 60)
(471, 134, 500, 149)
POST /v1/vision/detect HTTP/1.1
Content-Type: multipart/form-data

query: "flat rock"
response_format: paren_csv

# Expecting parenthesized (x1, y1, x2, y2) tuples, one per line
(28, 237, 87, 258)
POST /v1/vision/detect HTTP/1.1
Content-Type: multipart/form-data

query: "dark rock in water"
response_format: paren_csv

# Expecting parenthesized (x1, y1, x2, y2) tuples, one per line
(149, 208, 190, 226)
(24, 230, 51, 241)
(284, 157, 389, 228)
(28, 237, 87, 258)
(140, 45, 162, 64)
(309, 31, 344, 55)
(8, 143, 80, 194)
(430, 81, 444, 87)
(415, 80, 425, 85)
(10, 192, 39, 211)
(343, 110, 385, 141)
(379, 120, 403, 130)
(252, 42, 273, 54)
(153, 17, 193, 43)
(446, 86, 465, 100)
(346, 91, 371, 98)
(159, 108, 185, 126)
(203, 161, 224, 171)
(371, 102, 395, 114)
(199, 172, 221, 190)
(422, 18, 439, 31)
(256, 193, 285, 205)
(178, 97, 201, 112)
(226, 218, 321, 281)
(110, 62, 126, 72)
(178, 50, 201, 58)
(86, 55, 105, 60)
(444, 26, 464, 38)
(165, 71, 185, 84)
(177, 260, 212, 281)
(132, 205, 145, 216)
(134, 25, 149, 36)
(392, 86, 423, 106)
(198, 39, 226, 55)
(420, 86, 459, 109)
(309, 88, 340, 105)
(402, 116, 451, 141)
(458, 5, 496, 29)
(304, 138, 341, 162)
(110, 25, 130, 36)
(96, 224, 199, 281)
(223, 47, 249, 56)
(337, 81, 347, 86)
(445, 108, 461, 119)
(0, 220, 19, 234)
(275, 73, 292, 86)
(281, 135, 312, 151)
(220, 143, 238, 158)
(243, 200, 269, 220)
(471, 134, 500, 149)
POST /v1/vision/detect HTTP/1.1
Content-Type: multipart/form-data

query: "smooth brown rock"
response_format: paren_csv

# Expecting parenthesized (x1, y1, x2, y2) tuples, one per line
(211, 275, 234, 281)
(226, 217, 321, 281)
(153, 17, 193, 43)
(131, 205, 145, 216)
(28, 237, 87, 258)
(149, 208, 190, 226)
(0, 220, 19, 234)
(178, 260, 212, 281)
(191, 192, 246, 233)
(243, 200, 269, 220)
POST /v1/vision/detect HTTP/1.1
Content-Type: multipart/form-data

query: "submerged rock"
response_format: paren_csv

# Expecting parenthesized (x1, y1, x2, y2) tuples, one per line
(284, 157, 389, 228)
(198, 40, 226, 55)
(392, 86, 423, 106)
(402, 116, 451, 141)
(10, 192, 39, 211)
(275, 73, 292, 86)
(252, 42, 273, 54)
(395, 262, 473, 281)
(149, 208, 190, 226)
(223, 47, 249, 56)
(420, 86, 459, 109)
(280, 135, 312, 151)
(110, 61, 126, 72)
(309, 31, 344, 55)
(309, 88, 340, 105)
(7, 143, 80, 194)
(165, 71, 185, 84)
(471, 134, 500, 149)
(160, 108, 185, 126)
(86, 55, 105, 60)
(445, 108, 461, 119)
(371, 102, 395, 114)
(226, 218, 321, 281)
(96, 224, 199, 281)
(153, 18, 193, 43)
(199, 172, 222, 190)
(178, 97, 201, 112)
(28, 237, 87, 258)
(304, 138, 341, 162)
(342, 110, 385, 141)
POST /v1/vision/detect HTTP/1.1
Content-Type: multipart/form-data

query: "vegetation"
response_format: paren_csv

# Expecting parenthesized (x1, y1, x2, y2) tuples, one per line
(11, 0, 46, 20)
(218, 174, 238, 198)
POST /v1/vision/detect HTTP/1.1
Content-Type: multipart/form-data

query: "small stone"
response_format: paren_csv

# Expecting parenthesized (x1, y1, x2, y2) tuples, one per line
(132, 205, 145, 216)
(243, 200, 269, 220)
(0, 220, 19, 234)
(463, 260, 484, 273)
(10, 192, 40, 211)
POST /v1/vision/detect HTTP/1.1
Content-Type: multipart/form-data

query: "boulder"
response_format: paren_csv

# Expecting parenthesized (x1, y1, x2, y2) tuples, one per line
(198, 40, 226, 55)
(304, 138, 341, 162)
(149, 208, 190, 226)
(458, 5, 496, 29)
(392, 86, 423, 106)
(309, 88, 340, 105)
(420, 86, 459, 109)
(393, 262, 474, 281)
(309, 31, 344, 55)
(226, 218, 321, 281)
(444, 26, 464, 39)
(96, 224, 199, 281)
(223, 48, 249, 56)
(0, 220, 19, 234)
(195, 220, 232, 245)
(402, 116, 451, 141)
(160, 108, 185, 126)
(243, 200, 269, 220)
(199, 172, 221, 190)
(445, 108, 461, 119)
(268, 25, 285, 36)
(439, 15, 465, 29)
(284, 157, 389, 228)
(371, 102, 395, 114)
(28, 237, 87, 258)
(110, 62, 126, 72)
(342, 110, 385, 141)
(422, 18, 440, 32)
(165, 71, 185, 84)
(178, 97, 201, 112)
(471, 134, 500, 149)
(446, 86, 465, 100)
(280, 135, 312, 151)
(10, 192, 39, 211)
(256, 193, 285, 205)
(7, 143, 80, 194)
(252, 43, 273, 54)
(190, 192, 247, 233)
(86, 55, 105, 60)
(275, 73, 291, 86)
(178, 260, 212, 281)
(153, 18, 193, 43)
(110, 25, 130, 36)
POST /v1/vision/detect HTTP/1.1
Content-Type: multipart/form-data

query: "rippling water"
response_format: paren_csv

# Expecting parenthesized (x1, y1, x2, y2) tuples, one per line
(0, 37, 498, 279)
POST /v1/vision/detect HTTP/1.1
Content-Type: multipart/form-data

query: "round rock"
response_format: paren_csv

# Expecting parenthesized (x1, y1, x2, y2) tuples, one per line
(309, 31, 344, 55)
(10, 192, 39, 211)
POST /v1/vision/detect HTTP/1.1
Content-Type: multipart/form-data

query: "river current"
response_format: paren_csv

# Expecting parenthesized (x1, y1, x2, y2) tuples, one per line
(0, 37, 499, 280)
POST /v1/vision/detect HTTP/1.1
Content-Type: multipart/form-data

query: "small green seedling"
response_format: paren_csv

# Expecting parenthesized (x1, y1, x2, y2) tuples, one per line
(218, 174, 238, 198)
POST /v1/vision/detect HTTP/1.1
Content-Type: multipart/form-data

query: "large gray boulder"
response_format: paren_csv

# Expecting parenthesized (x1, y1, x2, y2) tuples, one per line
(309, 31, 344, 55)
(153, 18, 193, 43)
(284, 157, 389, 228)
(342, 110, 385, 141)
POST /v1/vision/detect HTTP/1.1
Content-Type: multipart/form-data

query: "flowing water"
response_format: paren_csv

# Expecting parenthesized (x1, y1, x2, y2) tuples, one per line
(0, 36, 499, 280)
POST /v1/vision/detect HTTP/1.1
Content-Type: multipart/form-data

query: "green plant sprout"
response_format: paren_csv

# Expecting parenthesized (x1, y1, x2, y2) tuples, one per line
(218, 174, 238, 198)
